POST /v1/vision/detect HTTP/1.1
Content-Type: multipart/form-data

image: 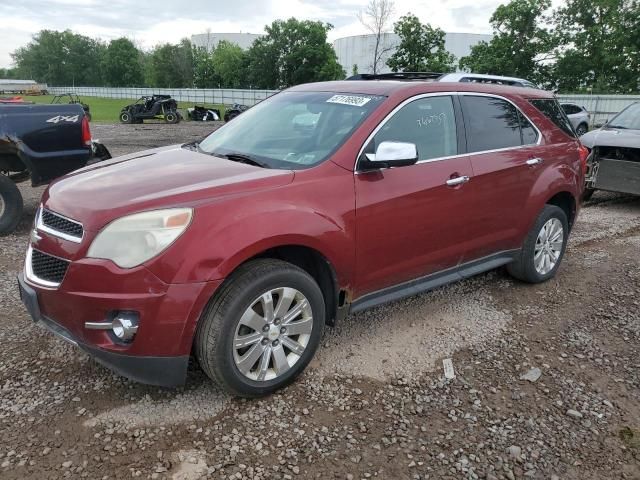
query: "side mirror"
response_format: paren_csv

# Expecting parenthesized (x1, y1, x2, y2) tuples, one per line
(361, 141, 418, 170)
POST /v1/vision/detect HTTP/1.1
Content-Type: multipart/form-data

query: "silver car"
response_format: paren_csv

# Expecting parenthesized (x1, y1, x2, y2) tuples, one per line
(560, 103, 590, 136)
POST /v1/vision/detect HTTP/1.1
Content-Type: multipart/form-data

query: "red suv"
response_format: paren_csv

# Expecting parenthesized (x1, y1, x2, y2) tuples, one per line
(18, 77, 587, 396)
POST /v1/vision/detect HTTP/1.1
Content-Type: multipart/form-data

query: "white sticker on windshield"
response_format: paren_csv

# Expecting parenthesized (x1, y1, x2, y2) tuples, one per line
(326, 94, 372, 107)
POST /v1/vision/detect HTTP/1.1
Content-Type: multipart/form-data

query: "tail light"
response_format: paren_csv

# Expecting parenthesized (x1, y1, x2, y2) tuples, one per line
(81, 115, 92, 147)
(578, 143, 590, 175)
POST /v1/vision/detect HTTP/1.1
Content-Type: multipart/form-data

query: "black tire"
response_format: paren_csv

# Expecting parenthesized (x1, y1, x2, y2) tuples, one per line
(119, 111, 132, 124)
(164, 111, 178, 124)
(582, 188, 595, 202)
(225, 112, 239, 122)
(507, 205, 569, 284)
(0, 174, 24, 236)
(195, 259, 325, 397)
(576, 123, 588, 136)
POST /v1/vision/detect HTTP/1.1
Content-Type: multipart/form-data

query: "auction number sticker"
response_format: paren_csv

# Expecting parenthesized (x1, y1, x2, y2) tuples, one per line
(326, 94, 372, 107)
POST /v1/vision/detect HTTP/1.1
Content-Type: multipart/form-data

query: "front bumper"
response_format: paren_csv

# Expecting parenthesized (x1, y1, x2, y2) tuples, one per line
(17, 271, 220, 387)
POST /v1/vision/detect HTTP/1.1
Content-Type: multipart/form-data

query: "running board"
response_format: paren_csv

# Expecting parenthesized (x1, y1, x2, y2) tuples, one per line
(349, 250, 519, 314)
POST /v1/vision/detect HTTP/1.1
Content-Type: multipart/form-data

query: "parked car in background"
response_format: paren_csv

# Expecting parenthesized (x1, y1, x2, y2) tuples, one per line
(18, 79, 586, 397)
(119, 95, 181, 124)
(348, 72, 539, 89)
(224, 103, 250, 122)
(0, 103, 110, 234)
(561, 103, 590, 136)
(580, 101, 640, 200)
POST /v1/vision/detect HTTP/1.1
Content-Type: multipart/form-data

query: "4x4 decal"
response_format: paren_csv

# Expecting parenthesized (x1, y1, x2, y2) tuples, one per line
(46, 115, 79, 124)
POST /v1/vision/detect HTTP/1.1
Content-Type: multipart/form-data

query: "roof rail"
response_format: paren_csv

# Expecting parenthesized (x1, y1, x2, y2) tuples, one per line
(346, 72, 444, 81)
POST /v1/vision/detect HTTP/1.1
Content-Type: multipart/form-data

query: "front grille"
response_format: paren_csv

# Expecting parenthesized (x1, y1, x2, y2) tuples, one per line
(31, 250, 70, 284)
(41, 209, 83, 239)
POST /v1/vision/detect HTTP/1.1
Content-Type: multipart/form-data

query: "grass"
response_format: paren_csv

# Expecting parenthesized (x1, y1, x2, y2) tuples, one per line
(22, 95, 226, 123)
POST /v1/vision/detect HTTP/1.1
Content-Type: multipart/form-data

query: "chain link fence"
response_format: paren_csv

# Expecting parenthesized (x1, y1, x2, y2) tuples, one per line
(48, 86, 278, 106)
(48, 87, 639, 126)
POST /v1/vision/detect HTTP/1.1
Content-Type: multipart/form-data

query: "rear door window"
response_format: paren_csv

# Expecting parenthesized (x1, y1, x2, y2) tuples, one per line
(530, 99, 576, 138)
(460, 96, 530, 152)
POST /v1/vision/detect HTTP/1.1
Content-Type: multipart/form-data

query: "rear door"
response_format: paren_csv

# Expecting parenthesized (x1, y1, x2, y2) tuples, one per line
(354, 94, 475, 297)
(459, 94, 543, 260)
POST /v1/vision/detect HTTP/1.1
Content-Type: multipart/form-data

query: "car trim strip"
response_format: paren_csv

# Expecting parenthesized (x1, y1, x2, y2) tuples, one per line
(36, 207, 84, 244)
(354, 92, 543, 173)
(24, 245, 67, 290)
(350, 249, 520, 313)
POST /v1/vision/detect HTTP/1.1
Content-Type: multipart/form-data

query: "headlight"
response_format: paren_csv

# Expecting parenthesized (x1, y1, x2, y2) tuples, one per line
(87, 208, 193, 268)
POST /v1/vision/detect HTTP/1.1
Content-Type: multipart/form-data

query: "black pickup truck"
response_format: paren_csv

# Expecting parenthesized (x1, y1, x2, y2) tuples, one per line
(0, 103, 110, 234)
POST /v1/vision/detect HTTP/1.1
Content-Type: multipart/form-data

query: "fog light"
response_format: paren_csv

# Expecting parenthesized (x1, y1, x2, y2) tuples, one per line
(112, 313, 139, 342)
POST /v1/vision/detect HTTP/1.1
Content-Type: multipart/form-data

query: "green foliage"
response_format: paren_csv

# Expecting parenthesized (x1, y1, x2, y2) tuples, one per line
(552, 0, 640, 93)
(458, 0, 554, 85)
(387, 14, 456, 73)
(102, 38, 144, 87)
(11, 30, 105, 86)
(212, 41, 247, 88)
(192, 45, 219, 88)
(0, 68, 20, 79)
(147, 39, 194, 88)
(246, 18, 345, 89)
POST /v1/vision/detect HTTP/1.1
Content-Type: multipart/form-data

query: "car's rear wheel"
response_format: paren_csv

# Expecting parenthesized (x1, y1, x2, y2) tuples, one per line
(0, 174, 23, 236)
(576, 123, 588, 136)
(164, 111, 179, 124)
(195, 259, 324, 397)
(507, 205, 569, 283)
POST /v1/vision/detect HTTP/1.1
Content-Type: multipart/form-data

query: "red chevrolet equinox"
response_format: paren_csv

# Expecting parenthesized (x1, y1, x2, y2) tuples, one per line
(18, 77, 587, 396)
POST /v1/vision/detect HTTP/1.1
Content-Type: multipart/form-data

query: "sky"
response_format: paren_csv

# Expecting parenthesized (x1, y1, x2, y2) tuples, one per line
(0, 0, 564, 69)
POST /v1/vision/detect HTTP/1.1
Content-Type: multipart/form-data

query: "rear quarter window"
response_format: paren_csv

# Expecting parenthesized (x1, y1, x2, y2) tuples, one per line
(531, 99, 576, 138)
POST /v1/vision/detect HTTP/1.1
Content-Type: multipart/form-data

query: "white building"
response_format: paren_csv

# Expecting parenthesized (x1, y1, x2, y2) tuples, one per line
(333, 32, 492, 75)
(191, 31, 492, 74)
(191, 33, 263, 51)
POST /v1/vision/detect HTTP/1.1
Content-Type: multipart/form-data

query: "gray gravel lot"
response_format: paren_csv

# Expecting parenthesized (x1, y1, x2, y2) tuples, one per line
(1, 122, 639, 479)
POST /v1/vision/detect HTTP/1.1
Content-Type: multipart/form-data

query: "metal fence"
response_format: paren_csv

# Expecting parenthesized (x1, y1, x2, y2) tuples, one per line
(557, 94, 639, 127)
(48, 87, 638, 126)
(47, 86, 279, 106)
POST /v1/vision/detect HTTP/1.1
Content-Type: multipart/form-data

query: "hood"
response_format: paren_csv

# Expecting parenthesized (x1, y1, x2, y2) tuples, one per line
(580, 127, 640, 149)
(44, 145, 294, 231)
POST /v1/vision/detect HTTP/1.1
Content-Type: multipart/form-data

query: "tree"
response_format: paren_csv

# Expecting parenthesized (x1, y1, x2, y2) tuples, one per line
(147, 39, 194, 88)
(102, 38, 144, 86)
(358, 0, 395, 74)
(12, 30, 105, 85)
(212, 41, 247, 88)
(387, 15, 456, 73)
(458, 0, 554, 86)
(192, 45, 218, 88)
(246, 18, 345, 89)
(552, 0, 640, 93)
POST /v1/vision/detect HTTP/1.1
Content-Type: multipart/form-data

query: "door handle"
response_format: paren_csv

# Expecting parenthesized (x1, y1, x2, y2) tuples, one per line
(446, 175, 470, 186)
(526, 158, 543, 166)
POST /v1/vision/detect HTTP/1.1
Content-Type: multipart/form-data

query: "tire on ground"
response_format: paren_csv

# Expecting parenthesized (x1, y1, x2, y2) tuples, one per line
(195, 258, 325, 397)
(119, 111, 132, 124)
(507, 204, 569, 284)
(0, 174, 24, 236)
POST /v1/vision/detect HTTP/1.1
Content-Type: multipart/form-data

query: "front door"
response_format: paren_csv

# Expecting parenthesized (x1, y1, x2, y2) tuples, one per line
(354, 94, 474, 298)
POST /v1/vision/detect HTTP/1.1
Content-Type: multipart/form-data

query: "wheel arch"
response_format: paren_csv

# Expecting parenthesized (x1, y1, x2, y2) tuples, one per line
(545, 190, 577, 230)
(220, 243, 343, 327)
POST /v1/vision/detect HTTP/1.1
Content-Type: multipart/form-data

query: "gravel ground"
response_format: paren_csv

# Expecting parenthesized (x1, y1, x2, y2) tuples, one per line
(1, 123, 639, 479)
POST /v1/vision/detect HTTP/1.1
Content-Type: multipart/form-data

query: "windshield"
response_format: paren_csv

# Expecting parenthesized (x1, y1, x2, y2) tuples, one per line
(198, 91, 385, 169)
(608, 103, 640, 130)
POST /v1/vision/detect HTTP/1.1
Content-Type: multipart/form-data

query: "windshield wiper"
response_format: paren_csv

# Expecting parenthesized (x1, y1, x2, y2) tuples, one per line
(182, 141, 202, 152)
(607, 124, 628, 130)
(215, 151, 270, 168)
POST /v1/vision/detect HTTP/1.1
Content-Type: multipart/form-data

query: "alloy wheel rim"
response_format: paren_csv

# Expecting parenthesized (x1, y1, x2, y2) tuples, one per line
(0, 192, 5, 219)
(233, 287, 313, 382)
(534, 218, 564, 275)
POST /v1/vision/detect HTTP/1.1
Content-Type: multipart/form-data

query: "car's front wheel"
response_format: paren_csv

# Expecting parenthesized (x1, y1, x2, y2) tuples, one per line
(195, 259, 324, 397)
(507, 205, 569, 283)
(576, 123, 588, 136)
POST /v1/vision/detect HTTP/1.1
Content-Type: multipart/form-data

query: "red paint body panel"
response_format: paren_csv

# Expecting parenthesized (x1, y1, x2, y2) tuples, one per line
(21, 80, 583, 384)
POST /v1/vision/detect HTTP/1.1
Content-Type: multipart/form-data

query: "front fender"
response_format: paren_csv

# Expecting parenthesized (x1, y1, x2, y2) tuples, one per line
(145, 168, 356, 287)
